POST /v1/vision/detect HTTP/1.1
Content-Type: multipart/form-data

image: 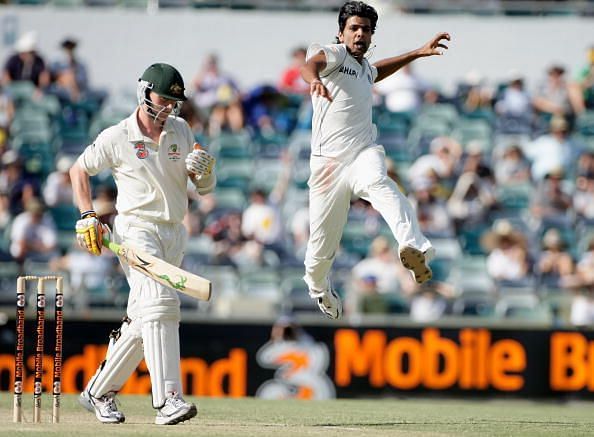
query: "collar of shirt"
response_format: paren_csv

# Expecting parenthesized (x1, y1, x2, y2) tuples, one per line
(126, 107, 175, 145)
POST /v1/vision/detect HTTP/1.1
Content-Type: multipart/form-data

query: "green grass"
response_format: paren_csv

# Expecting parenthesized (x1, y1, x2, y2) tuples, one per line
(1, 394, 594, 436)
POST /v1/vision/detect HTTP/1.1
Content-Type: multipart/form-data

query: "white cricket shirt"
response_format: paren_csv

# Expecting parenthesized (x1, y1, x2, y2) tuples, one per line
(78, 108, 194, 224)
(307, 43, 378, 161)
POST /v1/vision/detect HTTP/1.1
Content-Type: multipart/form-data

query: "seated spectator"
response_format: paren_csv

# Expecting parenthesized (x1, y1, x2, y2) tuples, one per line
(0, 83, 14, 144)
(178, 100, 207, 139)
(278, 47, 308, 95)
(455, 70, 494, 114)
(410, 282, 454, 323)
(482, 219, 531, 282)
(447, 171, 496, 231)
(576, 151, 594, 179)
(2, 31, 49, 90)
(409, 177, 454, 238)
(42, 155, 75, 207)
(243, 85, 288, 136)
(530, 168, 573, 227)
(459, 141, 495, 181)
(50, 242, 118, 309)
(495, 71, 532, 117)
(493, 143, 532, 185)
(375, 64, 430, 113)
(523, 116, 577, 181)
(574, 171, 594, 221)
(408, 136, 462, 188)
(532, 64, 579, 122)
(536, 228, 575, 288)
(564, 239, 594, 326)
(571, 45, 594, 112)
(0, 189, 11, 258)
(204, 210, 246, 266)
(0, 150, 39, 216)
(241, 189, 283, 247)
(9, 197, 58, 263)
(351, 236, 409, 295)
(49, 37, 89, 103)
(191, 53, 244, 135)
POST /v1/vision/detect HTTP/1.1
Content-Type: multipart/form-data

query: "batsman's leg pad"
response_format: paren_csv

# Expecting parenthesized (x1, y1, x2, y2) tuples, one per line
(142, 318, 182, 409)
(87, 317, 143, 398)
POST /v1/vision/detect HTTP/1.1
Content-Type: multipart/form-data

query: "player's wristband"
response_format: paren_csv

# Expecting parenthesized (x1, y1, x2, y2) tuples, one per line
(80, 210, 97, 219)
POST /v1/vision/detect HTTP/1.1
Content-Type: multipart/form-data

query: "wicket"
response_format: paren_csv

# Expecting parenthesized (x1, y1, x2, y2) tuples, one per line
(13, 275, 64, 424)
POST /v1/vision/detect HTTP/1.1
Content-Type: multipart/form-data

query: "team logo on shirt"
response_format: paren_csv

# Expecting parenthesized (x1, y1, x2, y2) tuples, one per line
(135, 142, 148, 159)
(168, 144, 181, 160)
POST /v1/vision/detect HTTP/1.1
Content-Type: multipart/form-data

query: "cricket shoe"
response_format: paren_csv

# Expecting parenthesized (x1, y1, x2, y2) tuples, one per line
(309, 286, 343, 320)
(85, 391, 125, 424)
(78, 389, 94, 413)
(399, 246, 434, 284)
(155, 393, 197, 425)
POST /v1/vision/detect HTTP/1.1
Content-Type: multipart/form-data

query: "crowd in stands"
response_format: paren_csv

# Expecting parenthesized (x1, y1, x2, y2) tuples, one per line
(2, 30, 594, 327)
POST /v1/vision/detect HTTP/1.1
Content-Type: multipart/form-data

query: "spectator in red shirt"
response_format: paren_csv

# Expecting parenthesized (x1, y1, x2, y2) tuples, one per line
(278, 47, 308, 95)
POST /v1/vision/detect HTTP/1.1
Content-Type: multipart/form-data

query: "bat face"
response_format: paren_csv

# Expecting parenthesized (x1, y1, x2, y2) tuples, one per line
(109, 240, 211, 301)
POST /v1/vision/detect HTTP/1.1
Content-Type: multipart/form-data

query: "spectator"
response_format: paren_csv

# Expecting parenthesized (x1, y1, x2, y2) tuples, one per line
(42, 155, 75, 207)
(278, 47, 308, 95)
(574, 170, 594, 221)
(269, 313, 313, 343)
(536, 228, 575, 289)
(571, 45, 594, 112)
(351, 236, 408, 295)
(532, 64, 579, 121)
(447, 171, 496, 231)
(374, 64, 430, 113)
(455, 70, 493, 114)
(0, 83, 14, 141)
(241, 189, 283, 247)
(459, 142, 495, 181)
(523, 116, 577, 181)
(49, 37, 89, 103)
(0, 150, 38, 216)
(410, 282, 454, 323)
(2, 31, 49, 90)
(493, 143, 531, 186)
(191, 53, 244, 135)
(243, 84, 287, 136)
(49, 199, 118, 308)
(409, 177, 454, 238)
(408, 136, 462, 188)
(495, 71, 532, 117)
(9, 197, 58, 263)
(530, 168, 573, 228)
(178, 100, 207, 139)
(482, 219, 531, 282)
(0, 189, 11, 259)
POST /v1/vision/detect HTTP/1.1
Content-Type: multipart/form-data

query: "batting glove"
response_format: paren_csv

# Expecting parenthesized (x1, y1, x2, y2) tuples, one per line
(185, 149, 215, 179)
(75, 211, 105, 256)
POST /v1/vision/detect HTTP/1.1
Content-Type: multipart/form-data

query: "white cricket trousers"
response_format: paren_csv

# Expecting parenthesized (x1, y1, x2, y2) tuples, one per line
(88, 214, 187, 408)
(304, 145, 432, 292)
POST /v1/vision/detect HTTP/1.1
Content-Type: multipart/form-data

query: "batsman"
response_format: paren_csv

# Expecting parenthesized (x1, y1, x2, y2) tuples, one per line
(69, 63, 216, 425)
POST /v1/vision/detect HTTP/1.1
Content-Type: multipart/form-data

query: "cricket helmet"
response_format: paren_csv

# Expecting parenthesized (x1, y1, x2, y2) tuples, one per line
(137, 63, 186, 119)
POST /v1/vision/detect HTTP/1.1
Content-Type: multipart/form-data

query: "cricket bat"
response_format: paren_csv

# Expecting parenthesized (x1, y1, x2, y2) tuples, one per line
(102, 236, 212, 301)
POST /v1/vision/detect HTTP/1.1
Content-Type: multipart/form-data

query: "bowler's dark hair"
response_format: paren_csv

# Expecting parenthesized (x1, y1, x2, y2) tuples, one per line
(338, 1, 378, 34)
